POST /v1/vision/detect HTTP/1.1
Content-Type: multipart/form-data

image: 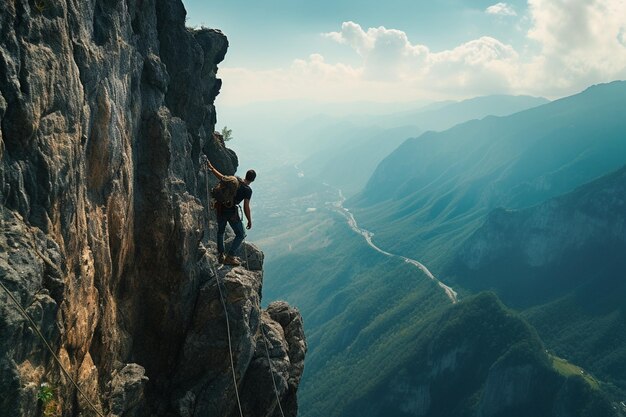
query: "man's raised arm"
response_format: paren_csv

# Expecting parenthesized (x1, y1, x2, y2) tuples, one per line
(206, 160, 225, 181)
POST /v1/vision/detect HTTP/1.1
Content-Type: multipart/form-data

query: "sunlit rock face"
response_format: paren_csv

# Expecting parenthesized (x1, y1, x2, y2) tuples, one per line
(0, 1, 305, 416)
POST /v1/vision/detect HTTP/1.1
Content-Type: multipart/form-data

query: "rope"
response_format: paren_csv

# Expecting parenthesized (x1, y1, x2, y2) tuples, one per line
(260, 323, 286, 417)
(0, 208, 105, 417)
(0, 278, 105, 417)
(241, 231, 285, 417)
(204, 163, 245, 417)
(204, 160, 285, 417)
(213, 268, 245, 417)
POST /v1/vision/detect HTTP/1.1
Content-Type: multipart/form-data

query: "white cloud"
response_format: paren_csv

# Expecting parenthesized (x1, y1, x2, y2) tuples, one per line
(325, 22, 429, 79)
(427, 37, 519, 94)
(291, 53, 362, 80)
(218, 56, 371, 105)
(525, 0, 626, 93)
(486, 3, 518, 16)
(322, 22, 519, 92)
(219, 2, 626, 105)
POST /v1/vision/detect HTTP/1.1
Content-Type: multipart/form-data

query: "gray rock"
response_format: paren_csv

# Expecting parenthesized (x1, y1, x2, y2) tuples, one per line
(0, 209, 62, 417)
(240, 242, 265, 272)
(108, 364, 149, 417)
(0, 1, 306, 416)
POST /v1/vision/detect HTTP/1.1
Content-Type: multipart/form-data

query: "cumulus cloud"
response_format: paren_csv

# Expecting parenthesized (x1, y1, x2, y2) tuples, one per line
(221, 1, 626, 105)
(486, 3, 518, 16)
(322, 21, 519, 92)
(325, 21, 429, 79)
(525, 0, 626, 93)
(291, 53, 362, 80)
(427, 37, 519, 94)
(218, 55, 370, 105)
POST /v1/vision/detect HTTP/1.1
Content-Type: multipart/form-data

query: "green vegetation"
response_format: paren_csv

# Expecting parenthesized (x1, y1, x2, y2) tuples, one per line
(221, 126, 233, 142)
(251, 83, 626, 415)
(37, 383, 61, 417)
(299, 292, 616, 417)
(447, 166, 626, 396)
(34, 0, 46, 13)
(37, 383, 54, 403)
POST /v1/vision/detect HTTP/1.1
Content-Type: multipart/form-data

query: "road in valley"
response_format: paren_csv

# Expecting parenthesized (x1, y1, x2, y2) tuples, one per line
(328, 188, 458, 304)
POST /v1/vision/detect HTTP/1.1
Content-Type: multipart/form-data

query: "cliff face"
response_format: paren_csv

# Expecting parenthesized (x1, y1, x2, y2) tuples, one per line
(0, 1, 305, 417)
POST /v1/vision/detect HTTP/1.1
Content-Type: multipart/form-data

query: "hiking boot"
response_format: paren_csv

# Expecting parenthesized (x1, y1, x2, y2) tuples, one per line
(217, 253, 225, 264)
(223, 255, 241, 266)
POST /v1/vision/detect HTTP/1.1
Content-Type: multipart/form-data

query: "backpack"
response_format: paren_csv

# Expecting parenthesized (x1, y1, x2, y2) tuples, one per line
(211, 175, 241, 208)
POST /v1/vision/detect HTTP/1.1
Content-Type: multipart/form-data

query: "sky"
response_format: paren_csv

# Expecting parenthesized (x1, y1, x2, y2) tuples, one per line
(182, 0, 626, 106)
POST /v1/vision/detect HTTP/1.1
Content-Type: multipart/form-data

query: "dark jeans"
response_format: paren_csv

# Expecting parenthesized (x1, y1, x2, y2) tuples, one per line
(217, 213, 246, 256)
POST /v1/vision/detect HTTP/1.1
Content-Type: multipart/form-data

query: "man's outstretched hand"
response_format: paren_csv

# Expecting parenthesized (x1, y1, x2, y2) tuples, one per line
(246, 221, 252, 230)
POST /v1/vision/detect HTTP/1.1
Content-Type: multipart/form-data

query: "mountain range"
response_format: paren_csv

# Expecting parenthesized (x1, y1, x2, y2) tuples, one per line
(351, 81, 626, 267)
(300, 95, 548, 196)
(258, 81, 626, 416)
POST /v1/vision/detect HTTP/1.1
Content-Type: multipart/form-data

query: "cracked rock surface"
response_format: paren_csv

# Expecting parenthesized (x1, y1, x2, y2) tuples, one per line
(0, 1, 306, 416)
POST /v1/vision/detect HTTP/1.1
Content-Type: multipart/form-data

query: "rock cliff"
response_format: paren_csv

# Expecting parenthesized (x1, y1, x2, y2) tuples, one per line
(0, 1, 305, 416)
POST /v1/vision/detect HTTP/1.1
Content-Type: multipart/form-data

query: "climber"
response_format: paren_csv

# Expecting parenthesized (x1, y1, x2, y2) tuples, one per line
(205, 160, 256, 266)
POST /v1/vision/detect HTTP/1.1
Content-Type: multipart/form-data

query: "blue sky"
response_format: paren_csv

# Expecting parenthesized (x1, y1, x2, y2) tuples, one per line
(181, 0, 626, 105)
(183, 0, 529, 67)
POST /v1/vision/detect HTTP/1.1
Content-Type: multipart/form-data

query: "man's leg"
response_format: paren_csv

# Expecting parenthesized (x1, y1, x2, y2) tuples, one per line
(226, 218, 246, 257)
(216, 216, 227, 258)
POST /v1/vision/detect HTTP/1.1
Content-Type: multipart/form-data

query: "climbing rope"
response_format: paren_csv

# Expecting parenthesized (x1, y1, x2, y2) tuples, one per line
(260, 323, 287, 417)
(203, 159, 286, 417)
(204, 162, 245, 417)
(213, 267, 245, 417)
(240, 216, 286, 417)
(0, 209, 105, 417)
(0, 278, 105, 417)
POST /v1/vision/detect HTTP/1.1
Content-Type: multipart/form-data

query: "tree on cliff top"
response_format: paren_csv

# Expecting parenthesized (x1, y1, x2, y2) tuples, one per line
(221, 126, 233, 141)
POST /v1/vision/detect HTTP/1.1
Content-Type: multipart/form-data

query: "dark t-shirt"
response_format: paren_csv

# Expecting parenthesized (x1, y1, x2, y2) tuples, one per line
(234, 181, 252, 205)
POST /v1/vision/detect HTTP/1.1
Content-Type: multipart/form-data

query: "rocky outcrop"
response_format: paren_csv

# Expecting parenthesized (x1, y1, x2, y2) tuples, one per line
(0, 1, 305, 416)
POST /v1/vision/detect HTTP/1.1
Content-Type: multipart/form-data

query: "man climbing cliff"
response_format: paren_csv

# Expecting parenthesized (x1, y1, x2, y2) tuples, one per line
(206, 160, 256, 266)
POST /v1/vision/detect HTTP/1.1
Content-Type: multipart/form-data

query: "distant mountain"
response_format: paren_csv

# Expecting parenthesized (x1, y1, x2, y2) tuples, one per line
(448, 165, 626, 393)
(351, 81, 626, 264)
(249, 84, 626, 417)
(252, 165, 622, 417)
(301, 94, 548, 196)
(350, 94, 549, 131)
(217, 98, 430, 157)
(300, 124, 420, 196)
